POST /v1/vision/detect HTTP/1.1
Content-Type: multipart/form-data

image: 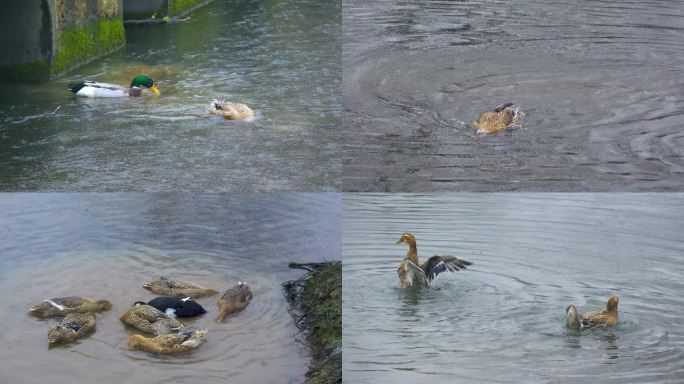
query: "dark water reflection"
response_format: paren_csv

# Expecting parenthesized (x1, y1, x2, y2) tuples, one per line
(343, 193, 684, 383)
(343, 0, 684, 191)
(0, 193, 341, 384)
(0, 0, 341, 191)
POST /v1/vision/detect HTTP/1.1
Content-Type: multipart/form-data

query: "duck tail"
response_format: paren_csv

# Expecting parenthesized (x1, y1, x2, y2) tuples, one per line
(67, 82, 86, 94)
(494, 102, 514, 112)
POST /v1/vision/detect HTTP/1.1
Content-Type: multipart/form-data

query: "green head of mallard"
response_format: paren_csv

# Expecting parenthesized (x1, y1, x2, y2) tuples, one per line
(130, 75, 160, 95)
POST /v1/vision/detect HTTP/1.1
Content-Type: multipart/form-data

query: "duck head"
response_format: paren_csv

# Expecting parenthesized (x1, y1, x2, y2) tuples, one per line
(606, 295, 619, 311)
(395, 232, 416, 245)
(48, 325, 76, 346)
(130, 75, 160, 95)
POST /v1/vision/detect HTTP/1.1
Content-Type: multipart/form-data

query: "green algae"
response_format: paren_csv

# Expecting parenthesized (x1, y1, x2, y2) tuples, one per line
(52, 19, 124, 75)
(0, 61, 51, 82)
(284, 262, 342, 384)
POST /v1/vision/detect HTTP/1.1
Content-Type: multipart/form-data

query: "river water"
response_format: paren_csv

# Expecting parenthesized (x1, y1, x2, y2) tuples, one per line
(343, 193, 684, 383)
(343, 0, 684, 192)
(0, 0, 341, 191)
(0, 193, 341, 384)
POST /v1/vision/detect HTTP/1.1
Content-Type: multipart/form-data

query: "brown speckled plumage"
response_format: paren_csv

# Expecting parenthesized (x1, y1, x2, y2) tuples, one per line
(209, 100, 255, 120)
(127, 328, 207, 354)
(474, 102, 521, 134)
(119, 303, 183, 335)
(217, 282, 253, 322)
(48, 312, 96, 346)
(396, 232, 472, 289)
(565, 296, 619, 329)
(143, 277, 218, 298)
(29, 297, 112, 318)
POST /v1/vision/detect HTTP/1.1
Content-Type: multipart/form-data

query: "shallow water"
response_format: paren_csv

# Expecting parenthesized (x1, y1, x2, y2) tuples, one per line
(343, 193, 684, 383)
(343, 0, 684, 191)
(0, 0, 341, 191)
(0, 193, 341, 384)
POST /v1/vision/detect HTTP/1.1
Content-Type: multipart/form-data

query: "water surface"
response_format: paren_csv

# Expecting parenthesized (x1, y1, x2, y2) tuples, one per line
(0, 0, 341, 191)
(343, 193, 684, 383)
(0, 193, 341, 384)
(343, 0, 684, 191)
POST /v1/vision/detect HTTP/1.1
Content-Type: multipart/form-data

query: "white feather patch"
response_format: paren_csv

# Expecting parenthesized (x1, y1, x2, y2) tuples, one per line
(45, 299, 65, 311)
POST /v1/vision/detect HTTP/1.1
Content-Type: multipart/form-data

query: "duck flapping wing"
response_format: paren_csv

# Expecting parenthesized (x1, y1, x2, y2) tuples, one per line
(398, 259, 428, 288)
(421, 255, 472, 284)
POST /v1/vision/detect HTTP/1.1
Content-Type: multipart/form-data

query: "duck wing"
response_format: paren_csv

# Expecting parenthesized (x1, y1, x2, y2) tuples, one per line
(420, 255, 472, 284)
(580, 309, 610, 328)
(397, 259, 428, 288)
(68, 81, 127, 97)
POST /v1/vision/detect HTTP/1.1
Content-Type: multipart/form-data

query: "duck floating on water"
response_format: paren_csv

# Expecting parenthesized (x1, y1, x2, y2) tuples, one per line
(47, 313, 96, 346)
(395, 232, 472, 289)
(143, 276, 218, 298)
(565, 296, 619, 329)
(29, 297, 112, 318)
(146, 296, 207, 318)
(217, 282, 253, 322)
(474, 102, 521, 134)
(68, 75, 160, 97)
(120, 303, 183, 335)
(127, 328, 207, 355)
(209, 99, 254, 120)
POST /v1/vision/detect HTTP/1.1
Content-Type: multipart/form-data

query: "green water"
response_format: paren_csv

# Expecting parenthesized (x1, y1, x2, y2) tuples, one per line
(0, 0, 341, 191)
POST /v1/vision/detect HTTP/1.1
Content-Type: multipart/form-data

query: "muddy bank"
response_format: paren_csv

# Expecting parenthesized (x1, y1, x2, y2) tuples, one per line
(284, 262, 342, 384)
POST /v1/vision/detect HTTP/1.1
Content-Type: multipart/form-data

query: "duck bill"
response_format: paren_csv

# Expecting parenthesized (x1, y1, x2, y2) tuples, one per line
(395, 238, 403, 244)
(150, 85, 160, 95)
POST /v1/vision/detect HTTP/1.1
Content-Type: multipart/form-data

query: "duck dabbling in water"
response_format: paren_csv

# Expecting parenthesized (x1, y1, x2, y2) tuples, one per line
(146, 296, 207, 318)
(565, 296, 619, 329)
(209, 99, 255, 120)
(119, 303, 184, 335)
(47, 312, 96, 346)
(473, 102, 521, 134)
(29, 297, 113, 318)
(217, 282, 253, 322)
(127, 328, 208, 355)
(143, 276, 218, 298)
(396, 232, 472, 289)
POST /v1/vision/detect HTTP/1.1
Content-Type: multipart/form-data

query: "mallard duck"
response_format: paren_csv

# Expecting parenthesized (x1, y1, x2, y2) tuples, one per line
(29, 297, 113, 318)
(395, 232, 472, 289)
(473, 102, 521, 134)
(47, 313, 96, 346)
(127, 328, 207, 354)
(143, 276, 218, 298)
(566, 296, 619, 329)
(565, 304, 581, 330)
(119, 303, 183, 335)
(146, 296, 207, 318)
(217, 282, 252, 322)
(209, 99, 254, 120)
(67, 75, 160, 97)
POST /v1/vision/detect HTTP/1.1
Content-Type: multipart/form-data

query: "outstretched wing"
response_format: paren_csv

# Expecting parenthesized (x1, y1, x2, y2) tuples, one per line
(421, 255, 472, 284)
(397, 259, 428, 288)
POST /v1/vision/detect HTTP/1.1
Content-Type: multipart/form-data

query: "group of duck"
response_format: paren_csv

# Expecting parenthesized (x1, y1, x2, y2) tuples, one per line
(29, 277, 253, 354)
(395, 232, 620, 330)
(67, 75, 255, 121)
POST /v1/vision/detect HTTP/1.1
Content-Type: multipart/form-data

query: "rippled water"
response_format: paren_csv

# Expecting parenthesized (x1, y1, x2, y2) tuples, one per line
(0, 193, 341, 384)
(343, 194, 684, 383)
(0, 0, 341, 191)
(343, 0, 684, 191)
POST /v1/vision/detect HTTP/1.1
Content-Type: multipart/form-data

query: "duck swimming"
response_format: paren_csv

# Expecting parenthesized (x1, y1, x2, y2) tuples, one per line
(146, 296, 207, 318)
(473, 102, 521, 134)
(143, 276, 218, 298)
(565, 296, 619, 329)
(29, 297, 112, 318)
(120, 303, 183, 335)
(395, 232, 472, 289)
(217, 282, 253, 322)
(209, 99, 254, 120)
(127, 328, 207, 355)
(47, 313, 96, 346)
(68, 75, 160, 97)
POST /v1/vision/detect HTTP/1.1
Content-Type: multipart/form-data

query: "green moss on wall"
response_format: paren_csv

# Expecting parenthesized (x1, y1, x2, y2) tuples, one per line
(52, 19, 125, 75)
(0, 61, 51, 82)
(169, 0, 199, 16)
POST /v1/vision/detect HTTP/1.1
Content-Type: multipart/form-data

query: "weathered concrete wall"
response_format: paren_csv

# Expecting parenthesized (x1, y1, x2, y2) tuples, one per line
(0, 0, 125, 81)
(123, 0, 214, 21)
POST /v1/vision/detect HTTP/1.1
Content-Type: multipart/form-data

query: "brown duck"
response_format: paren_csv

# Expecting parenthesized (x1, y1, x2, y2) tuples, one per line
(395, 232, 472, 289)
(473, 102, 521, 134)
(217, 282, 253, 322)
(209, 99, 255, 120)
(48, 312, 96, 346)
(565, 296, 619, 329)
(29, 297, 112, 318)
(143, 277, 218, 298)
(119, 303, 184, 335)
(128, 328, 207, 354)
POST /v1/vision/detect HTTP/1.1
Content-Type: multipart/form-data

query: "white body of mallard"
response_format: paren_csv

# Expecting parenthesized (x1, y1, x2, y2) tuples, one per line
(69, 81, 145, 97)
